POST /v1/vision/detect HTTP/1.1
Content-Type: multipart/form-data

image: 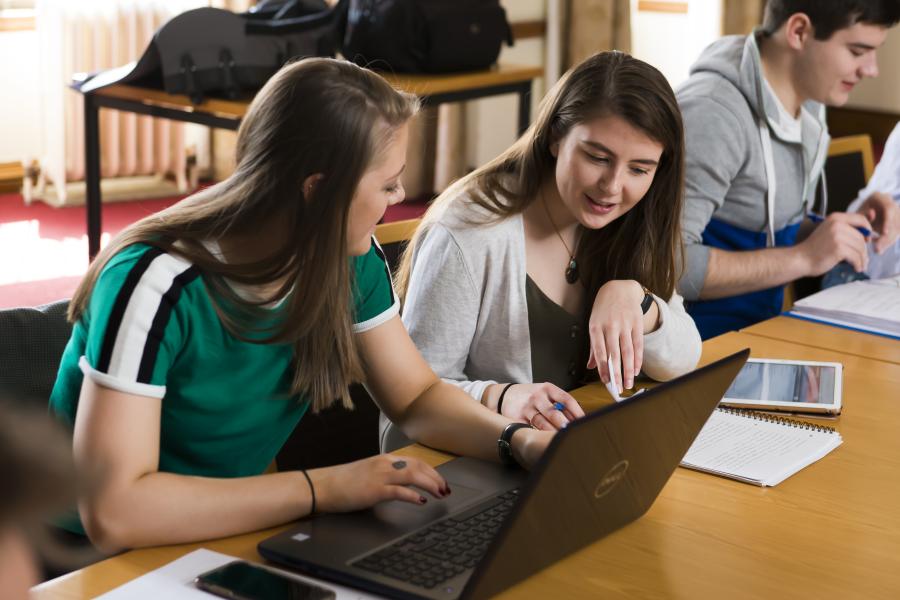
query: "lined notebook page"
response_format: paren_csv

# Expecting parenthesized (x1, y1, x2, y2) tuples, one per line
(681, 408, 843, 486)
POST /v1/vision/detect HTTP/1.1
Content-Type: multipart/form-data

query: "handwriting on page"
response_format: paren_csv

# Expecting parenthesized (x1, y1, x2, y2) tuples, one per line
(691, 422, 807, 472)
(682, 410, 842, 486)
(686, 414, 816, 474)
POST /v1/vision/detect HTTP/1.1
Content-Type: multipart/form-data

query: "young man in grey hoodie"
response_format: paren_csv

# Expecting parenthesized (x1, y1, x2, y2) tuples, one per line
(677, 0, 900, 339)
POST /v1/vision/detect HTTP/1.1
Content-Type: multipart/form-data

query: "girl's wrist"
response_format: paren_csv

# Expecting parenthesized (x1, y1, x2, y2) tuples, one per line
(481, 383, 501, 410)
(304, 468, 329, 515)
(631, 279, 647, 303)
(510, 427, 540, 468)
(642, 297, 661, 333)
(495, 383, 516, 415)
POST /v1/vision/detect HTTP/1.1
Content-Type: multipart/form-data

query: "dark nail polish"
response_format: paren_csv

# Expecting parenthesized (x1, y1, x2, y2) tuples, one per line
(419, 496, 427, 504)
(446, 486, 452, 495)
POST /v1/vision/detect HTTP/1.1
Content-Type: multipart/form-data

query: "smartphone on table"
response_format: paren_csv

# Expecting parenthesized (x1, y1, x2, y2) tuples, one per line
(194, 560, 336, 600)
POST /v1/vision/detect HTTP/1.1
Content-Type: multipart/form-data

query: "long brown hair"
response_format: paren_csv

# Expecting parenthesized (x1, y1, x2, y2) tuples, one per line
(396, 51, 684, 302)
(70, 58, 419, 411)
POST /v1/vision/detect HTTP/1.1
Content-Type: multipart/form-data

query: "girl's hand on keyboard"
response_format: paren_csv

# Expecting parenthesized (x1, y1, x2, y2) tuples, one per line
(312, 454, 450, 513)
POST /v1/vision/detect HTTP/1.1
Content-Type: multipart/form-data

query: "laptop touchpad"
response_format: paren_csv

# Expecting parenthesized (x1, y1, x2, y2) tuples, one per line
(371, 482, 484, 530)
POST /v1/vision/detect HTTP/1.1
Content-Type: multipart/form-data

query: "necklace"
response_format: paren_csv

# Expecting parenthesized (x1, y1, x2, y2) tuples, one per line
(541, 195, 580, 284)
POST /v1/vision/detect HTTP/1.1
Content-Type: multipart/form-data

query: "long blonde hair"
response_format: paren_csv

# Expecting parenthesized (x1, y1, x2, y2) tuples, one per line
(70, 58, 419, 411)
(396, 51, 684, 302)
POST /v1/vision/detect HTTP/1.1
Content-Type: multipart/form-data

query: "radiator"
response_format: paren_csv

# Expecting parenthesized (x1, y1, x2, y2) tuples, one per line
(32, 1, 210, 206)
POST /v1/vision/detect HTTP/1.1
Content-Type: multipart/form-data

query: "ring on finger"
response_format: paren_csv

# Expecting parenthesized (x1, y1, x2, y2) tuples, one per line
(552, 401, 565, 411)
(528, 413, 541, 428)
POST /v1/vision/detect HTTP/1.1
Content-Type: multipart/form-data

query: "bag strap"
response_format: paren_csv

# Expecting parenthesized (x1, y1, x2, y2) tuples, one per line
(218, 49, 239, 100)
(179, 54, 204, 104)
(243, 0, 343, 35)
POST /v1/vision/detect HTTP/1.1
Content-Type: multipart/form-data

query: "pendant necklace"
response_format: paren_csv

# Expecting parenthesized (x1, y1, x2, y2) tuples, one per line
(541, 195, 580, 285)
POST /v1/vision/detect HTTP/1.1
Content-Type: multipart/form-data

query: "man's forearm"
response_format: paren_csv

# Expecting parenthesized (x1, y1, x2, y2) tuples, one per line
(699, 246, 809, 299)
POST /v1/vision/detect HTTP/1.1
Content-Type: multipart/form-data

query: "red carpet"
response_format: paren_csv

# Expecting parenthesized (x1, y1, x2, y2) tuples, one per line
(0, 191, 429, 309)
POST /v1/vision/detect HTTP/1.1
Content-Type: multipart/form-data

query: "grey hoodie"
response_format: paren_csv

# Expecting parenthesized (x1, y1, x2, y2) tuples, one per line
(676, 31, 830, 300)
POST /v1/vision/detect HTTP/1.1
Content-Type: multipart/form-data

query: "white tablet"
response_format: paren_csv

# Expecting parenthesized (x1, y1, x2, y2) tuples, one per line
(720, 358, 843, 415)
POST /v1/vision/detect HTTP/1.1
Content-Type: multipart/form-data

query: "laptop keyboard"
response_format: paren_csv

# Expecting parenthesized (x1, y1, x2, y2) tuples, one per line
(352, 488, 520, 590)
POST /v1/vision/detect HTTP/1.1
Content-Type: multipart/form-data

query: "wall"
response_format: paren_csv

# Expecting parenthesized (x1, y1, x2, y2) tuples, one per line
(0, 28, 40, 164)
(2, 1, 547, 182)
(846, 26, 900, 114)
(465, 0, 547, 169)
(629, 0, 722, 89)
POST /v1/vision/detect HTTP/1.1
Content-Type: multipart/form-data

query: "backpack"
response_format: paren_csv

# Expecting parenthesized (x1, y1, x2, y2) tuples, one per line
(341, 0, 514, 73)
(78, 0, 343, 104)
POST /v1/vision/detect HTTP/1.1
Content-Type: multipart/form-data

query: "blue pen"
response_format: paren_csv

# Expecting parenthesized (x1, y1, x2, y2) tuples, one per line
(807, 212, 877, 239)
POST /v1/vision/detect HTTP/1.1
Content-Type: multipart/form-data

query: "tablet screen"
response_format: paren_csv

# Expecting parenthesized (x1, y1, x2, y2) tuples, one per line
(724, 361, 837, 405)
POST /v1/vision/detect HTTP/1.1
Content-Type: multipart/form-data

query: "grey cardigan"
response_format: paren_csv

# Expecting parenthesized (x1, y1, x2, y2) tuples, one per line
(401, 193, 703, 402)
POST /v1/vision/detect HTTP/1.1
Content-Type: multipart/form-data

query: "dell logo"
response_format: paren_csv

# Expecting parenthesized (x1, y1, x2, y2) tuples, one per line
(594, 460, 629, 498)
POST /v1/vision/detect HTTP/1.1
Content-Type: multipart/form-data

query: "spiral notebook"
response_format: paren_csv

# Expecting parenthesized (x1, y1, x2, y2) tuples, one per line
(680, 408, 842, 487)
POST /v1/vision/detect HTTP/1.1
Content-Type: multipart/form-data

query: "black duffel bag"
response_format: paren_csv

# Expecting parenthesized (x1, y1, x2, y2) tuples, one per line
(342, 0, 514, 73)
(78, 0, 344, 104)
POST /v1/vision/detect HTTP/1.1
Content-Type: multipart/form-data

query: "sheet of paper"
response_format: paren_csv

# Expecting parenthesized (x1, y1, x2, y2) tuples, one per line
(794, 277, 900, 319)
(96, 548, 384, 600)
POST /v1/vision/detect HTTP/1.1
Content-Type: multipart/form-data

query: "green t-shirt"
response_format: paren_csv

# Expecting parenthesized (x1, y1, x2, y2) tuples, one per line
(50, 240, 398, 534)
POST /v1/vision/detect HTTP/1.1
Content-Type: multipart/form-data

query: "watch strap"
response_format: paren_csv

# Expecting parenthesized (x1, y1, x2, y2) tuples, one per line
(498, 422, 530, 467)
(640, 286, 654, 314)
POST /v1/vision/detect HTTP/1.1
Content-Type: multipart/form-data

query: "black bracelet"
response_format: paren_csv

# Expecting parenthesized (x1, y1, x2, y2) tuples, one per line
(641, 292, 654, 314)
(639, 284, 654, 314)
(300, 469, 316, 515)
(496, 383, 515, 415)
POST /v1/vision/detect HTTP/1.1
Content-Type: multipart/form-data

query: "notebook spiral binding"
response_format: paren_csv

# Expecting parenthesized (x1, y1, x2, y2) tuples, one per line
(716, 407, 837, 434)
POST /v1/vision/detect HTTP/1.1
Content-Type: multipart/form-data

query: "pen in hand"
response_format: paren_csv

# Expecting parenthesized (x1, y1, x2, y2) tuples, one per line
(807, 212, 879, 239)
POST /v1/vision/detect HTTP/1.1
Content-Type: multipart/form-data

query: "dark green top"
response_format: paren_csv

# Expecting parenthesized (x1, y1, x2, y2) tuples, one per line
(525, 276, 589, 391)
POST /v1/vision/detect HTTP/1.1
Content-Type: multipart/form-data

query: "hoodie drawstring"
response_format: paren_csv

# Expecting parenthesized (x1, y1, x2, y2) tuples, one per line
(758, 119, 777, 248)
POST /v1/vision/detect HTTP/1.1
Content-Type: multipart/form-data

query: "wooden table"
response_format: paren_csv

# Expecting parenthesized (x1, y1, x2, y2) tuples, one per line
(743, 315, 900, 365)
(33, 332, 900, 599)
(75, 64, 544, 259)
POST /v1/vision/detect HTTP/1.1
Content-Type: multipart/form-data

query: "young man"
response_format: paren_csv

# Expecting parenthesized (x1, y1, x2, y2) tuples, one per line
(677, 0, 900, 339)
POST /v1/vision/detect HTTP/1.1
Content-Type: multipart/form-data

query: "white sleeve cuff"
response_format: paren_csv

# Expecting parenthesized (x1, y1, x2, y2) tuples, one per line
(450, 378, 499, 403)
(79, 356, 166, 399)
(352, 300, 401, 333)
(642, 294, 669, 342)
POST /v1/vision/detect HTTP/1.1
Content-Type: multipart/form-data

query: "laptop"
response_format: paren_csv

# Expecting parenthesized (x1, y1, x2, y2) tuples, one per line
(259, 349, 749, 600)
